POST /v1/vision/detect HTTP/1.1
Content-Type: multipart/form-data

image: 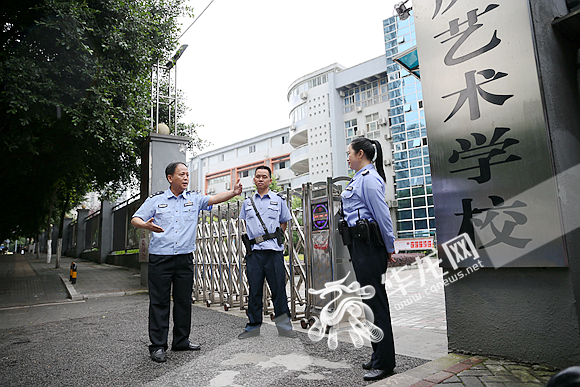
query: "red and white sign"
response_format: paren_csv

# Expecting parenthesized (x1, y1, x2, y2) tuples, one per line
(394, 238, 435, 253)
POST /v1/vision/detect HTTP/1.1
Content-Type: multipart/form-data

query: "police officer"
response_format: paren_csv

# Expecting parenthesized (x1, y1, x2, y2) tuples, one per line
(238, 165, 297, 339)
(342, 137, 396, 381)
(132, 162, 242, 362)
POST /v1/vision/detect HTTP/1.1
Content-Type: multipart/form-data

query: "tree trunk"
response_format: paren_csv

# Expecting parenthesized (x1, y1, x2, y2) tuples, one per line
(45, 185, 59, 264)
(55, 190, 70, 268)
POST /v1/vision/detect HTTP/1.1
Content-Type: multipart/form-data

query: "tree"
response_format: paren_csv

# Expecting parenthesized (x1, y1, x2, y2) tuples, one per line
(0, 0, 195, 241)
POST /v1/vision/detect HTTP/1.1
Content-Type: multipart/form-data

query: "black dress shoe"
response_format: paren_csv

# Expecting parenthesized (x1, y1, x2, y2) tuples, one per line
(278, 329, 298, 338)
(362, 360, 373, 370)
(238, 329, 260, 339)
(150, 348, 167, 363)
(171, 342, 200, 351)
(363, 368, 394, 381)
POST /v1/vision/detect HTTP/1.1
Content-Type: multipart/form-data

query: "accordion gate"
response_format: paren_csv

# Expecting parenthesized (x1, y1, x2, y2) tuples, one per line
(192, 188, 307, 321)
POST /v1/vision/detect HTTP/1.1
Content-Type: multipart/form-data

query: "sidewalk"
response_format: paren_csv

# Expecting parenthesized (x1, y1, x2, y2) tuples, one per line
(0, 253, 559, 386)
(0, 253, 146, 309)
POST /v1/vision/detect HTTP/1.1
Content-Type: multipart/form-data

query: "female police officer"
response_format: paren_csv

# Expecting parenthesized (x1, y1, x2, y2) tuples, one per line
(342, 136, 396, 381)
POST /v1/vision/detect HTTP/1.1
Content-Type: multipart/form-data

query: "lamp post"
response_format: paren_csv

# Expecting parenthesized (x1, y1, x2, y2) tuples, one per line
(151, 44, 188, 134)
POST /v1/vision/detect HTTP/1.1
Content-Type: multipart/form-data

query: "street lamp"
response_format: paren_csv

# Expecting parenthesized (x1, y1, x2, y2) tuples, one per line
(151, 44, 189, 134)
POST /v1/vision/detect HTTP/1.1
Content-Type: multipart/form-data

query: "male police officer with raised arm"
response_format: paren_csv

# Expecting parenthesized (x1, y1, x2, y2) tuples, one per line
(132, 161, 242, 362)
(238, 165, 297, 339)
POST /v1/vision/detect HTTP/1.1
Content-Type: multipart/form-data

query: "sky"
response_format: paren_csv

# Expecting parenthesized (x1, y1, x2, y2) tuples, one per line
(173, 0, 403, 154)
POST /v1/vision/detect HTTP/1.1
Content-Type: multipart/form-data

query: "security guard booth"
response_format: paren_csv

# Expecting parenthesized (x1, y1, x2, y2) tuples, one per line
(300, 176, 357, 329)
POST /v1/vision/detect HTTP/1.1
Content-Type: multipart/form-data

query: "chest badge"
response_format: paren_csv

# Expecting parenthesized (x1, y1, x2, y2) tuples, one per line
(184, 201, 193, 207)
(270, 201, 278, 205)
(158, 204, 168, 208)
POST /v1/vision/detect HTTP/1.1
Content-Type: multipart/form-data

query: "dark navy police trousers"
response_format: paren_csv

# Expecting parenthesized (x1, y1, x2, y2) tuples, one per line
(348, 239, 396, 371)
(148, 253, 193, 353)
(245, 249, 291, 329)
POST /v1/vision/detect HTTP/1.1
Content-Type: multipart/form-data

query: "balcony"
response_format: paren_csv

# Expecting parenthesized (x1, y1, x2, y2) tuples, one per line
(289, 122, 308, 148)
(290, 144, 309, 175)
(291, 173, 310, 190)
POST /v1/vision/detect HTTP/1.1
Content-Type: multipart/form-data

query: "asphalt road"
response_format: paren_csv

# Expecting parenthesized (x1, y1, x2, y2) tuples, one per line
(0, 295, 428, 387)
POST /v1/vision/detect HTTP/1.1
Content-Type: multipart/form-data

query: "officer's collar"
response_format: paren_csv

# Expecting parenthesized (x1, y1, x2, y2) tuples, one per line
(165, 188, 185, 199)
(354, 164, 375, 178)
(253, 190, 271, 199)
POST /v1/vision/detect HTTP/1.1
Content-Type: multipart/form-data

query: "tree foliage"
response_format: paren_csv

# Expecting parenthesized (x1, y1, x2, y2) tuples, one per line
(0, 0, 193, 240)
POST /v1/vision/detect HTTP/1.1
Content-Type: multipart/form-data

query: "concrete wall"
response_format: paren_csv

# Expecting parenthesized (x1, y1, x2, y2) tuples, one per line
(445, 0, 580, 368)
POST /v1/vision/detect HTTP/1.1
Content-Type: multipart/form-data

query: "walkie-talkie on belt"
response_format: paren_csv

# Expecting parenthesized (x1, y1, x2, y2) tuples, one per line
(356, 209, 370, 243)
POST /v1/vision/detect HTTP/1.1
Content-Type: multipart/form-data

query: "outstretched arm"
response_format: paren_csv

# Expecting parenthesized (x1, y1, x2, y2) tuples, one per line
(208, 179, 243, 206)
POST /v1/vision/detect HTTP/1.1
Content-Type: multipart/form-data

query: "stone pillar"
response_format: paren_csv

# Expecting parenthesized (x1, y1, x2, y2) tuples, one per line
(76, 209, 89, 258)
(139, 133, 190, 287)
(413, 0, 580, 368)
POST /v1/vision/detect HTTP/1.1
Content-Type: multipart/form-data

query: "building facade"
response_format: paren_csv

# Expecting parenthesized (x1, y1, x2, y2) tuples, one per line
(287, 57, 397, 211)
(383, 13, 435, 239)
(188, 127, 294, 198)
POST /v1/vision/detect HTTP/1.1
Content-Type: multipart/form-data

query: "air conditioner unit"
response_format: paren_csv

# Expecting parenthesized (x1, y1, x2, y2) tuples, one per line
(300, 92, 308, 100)
(390, 200, 398, 208)
(275, 173, 280, 179)
(339, 90, 345, 97)
(383, 158, 392, 166)
(225, 182, 231, 190)
(290, 123, 296, 131)
(208, 188, 215, 194)
(385, 130, 393, 140)
(378, 117, 388, 126)
(386, 108, 391, 117)
(356, 106, 363, 113)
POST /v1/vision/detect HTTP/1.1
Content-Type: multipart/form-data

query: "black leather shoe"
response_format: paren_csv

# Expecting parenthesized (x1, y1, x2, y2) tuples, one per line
(278, 329, 298, 338)
(171, 342, 200, 351)
(150, 348, 167, 363)
(238, 329, 260, 339)
(363, 368, 394, 381)
(362, 360, 373, 370)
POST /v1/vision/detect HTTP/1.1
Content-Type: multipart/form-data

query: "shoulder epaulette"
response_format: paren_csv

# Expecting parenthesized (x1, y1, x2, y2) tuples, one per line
(149, 191, 163, 198)
(362, 170, 370, 176)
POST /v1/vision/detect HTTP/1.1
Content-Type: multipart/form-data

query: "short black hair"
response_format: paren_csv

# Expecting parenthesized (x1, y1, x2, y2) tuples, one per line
(255, 165, 272, 177)
(165, 162, 187, 182)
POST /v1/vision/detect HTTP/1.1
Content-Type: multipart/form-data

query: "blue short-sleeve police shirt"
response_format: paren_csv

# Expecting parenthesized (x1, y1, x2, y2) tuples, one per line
(132, 189, 211, 255)
(239, 191, 291, 252)
(341, 164, 395, 253)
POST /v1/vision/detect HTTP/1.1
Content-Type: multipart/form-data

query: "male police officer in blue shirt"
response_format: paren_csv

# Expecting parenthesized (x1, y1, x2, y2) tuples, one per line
(132, 161, 242, 362)
(238, 165, 297, 339)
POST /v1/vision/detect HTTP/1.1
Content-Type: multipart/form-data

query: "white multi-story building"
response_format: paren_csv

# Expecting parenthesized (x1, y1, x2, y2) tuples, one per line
(188, 127, 294, 198)
(287, 56, 397, 208)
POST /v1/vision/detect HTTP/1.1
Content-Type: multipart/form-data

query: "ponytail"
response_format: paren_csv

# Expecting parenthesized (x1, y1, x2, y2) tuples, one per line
(372, 140, 386, 182)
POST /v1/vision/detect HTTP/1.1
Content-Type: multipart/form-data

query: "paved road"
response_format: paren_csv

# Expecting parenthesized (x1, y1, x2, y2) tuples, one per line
(0, 295, 427, 387)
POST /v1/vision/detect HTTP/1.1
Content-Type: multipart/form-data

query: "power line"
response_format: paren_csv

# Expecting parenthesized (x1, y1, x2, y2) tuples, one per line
(178, 0, 216, 41)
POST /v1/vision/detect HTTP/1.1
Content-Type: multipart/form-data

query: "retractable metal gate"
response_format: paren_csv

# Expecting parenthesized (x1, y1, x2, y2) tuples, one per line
(191, 179, 355, 327)
(192, 189, 308, 322)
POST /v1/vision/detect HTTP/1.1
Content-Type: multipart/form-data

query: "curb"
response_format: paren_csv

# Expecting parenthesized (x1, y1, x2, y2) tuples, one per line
(58, 274, 83, 301)
(369, 354, 484, 387)
(58, 274, 148, 300)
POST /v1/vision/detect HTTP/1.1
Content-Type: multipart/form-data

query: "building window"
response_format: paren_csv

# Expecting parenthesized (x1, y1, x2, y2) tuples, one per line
(274, 161, 287, 170)
(249, 145, 256, 153)
(239, 169, 255, 179)
(281, 135, 288, 144)
(208, 175, 229, 185)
